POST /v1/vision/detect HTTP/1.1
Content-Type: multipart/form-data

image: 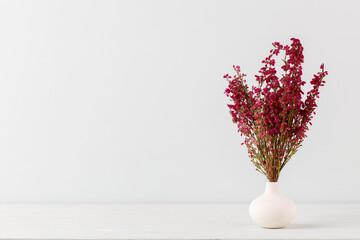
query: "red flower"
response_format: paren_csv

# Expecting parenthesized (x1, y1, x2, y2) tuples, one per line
(223, 38, 328, 182)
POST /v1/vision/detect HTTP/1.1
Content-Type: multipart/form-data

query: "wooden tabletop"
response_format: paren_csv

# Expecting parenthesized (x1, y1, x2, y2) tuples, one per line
(0, 204, 359, 239)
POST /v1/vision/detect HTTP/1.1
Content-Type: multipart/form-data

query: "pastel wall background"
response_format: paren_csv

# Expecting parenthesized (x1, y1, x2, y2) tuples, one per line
(0, 0, 359, 203)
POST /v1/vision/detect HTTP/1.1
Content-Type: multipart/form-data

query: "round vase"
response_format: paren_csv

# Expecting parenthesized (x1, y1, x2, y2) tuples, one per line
(249, 182, 296, 228)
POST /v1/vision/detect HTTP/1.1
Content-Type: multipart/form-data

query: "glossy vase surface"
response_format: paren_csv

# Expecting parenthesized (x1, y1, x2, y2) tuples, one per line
(249, 182, 296, 228)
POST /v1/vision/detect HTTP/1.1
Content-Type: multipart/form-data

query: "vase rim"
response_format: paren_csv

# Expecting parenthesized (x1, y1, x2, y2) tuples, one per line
(266, 181, 280, 184)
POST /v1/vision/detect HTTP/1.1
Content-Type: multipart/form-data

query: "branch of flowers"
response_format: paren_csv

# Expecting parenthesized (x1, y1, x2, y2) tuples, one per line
(224, 38, 327, 182)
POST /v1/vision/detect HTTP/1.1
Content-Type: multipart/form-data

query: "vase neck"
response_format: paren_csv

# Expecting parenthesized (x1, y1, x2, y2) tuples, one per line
(265, 182, 281, 195)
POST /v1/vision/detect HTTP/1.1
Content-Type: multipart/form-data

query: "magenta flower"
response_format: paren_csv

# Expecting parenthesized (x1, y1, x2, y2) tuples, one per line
(223, 38, 328, 182)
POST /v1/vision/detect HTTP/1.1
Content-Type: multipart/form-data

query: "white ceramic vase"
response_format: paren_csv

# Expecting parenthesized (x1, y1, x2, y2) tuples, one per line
(249, 182, 296, 228)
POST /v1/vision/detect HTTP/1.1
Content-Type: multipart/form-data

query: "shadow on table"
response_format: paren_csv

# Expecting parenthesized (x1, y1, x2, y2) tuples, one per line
(284, 223, 327, 229)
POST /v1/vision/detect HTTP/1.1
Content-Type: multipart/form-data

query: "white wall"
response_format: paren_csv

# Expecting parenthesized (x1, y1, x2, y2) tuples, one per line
(0, 0, 359, 203)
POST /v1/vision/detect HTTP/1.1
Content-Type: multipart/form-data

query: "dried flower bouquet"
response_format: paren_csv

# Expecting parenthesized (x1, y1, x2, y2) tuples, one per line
(224, 38, 328, 182)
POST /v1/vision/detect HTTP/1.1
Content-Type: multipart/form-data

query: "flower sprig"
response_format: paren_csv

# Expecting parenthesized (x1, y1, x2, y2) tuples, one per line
(224, 38, 328, 182)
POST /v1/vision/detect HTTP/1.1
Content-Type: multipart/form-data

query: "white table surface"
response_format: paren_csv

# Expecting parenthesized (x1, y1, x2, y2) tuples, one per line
(0, 204, 359, 240)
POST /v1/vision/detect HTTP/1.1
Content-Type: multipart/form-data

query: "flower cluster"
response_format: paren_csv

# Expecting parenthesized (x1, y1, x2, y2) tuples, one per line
(224, 38, 328, 182)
